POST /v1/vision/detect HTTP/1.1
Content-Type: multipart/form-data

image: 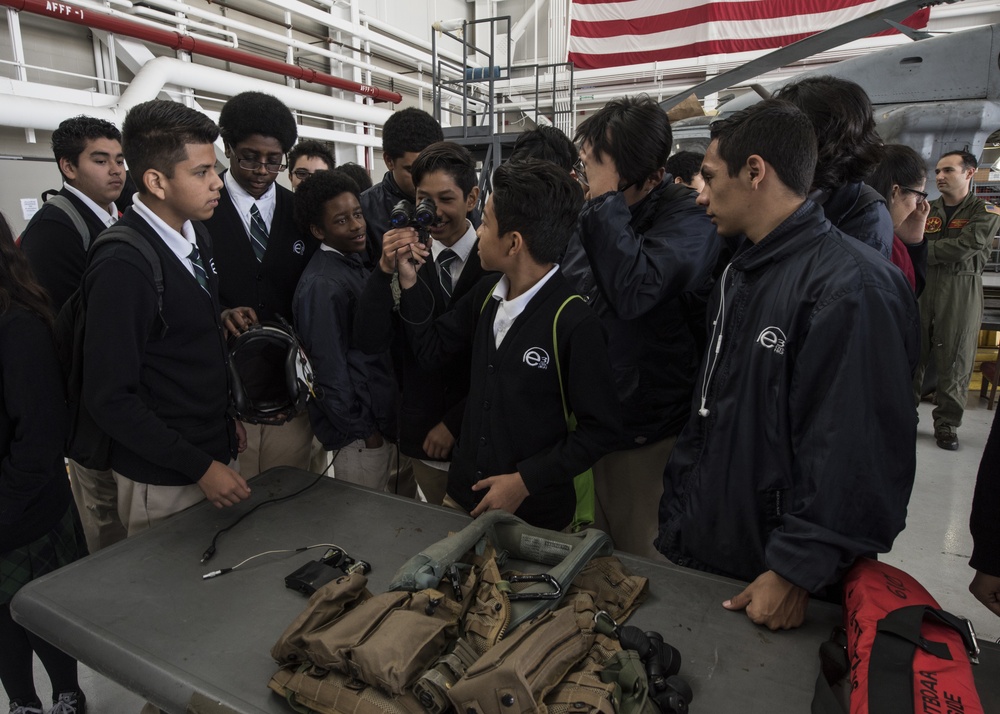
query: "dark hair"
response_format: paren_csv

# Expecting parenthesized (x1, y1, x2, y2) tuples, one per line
(773, 76, 884, 190)
(293, 169, 361, 235)
(122, 100, 219, 190)
(411, 142, 477, 198)
(0, 213, 52, 324)
(509, 126, 578, 173)
(574, 95, 671, 189)
(51, 115, 122, 180)
(338, 162, 373, 192)
(941, 150, 978, 172)
(868, 144, 926, 203)
(219, 91, 298, 153)
(288, 140, 335, 172)
(665, 151, 704, 185)
(382, 108, 444, 160)
(710, 99, 817, 198)
(491, 159, 584, 264)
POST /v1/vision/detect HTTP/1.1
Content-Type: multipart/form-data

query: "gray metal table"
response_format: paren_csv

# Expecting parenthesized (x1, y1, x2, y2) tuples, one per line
(11, 468, 999, 713)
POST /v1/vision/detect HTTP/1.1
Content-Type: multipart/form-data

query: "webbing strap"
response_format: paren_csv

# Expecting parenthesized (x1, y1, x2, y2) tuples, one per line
(869, 605, 969, 714)
(552, 295, 584, 426)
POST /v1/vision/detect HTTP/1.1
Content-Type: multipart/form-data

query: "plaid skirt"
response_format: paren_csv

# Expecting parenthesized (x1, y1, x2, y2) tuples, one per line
(1, 505, 87, 605)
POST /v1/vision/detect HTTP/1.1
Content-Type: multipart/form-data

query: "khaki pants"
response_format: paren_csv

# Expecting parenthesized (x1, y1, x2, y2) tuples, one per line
(592, 436, 676, 560)
(330, 439, 394, 490)
(113, 474, 206, 537)
(68, 460, 127, 553)
(386, 452, 419, 499)
(239, 412, 315, 478)
(411, 460, 449, 505)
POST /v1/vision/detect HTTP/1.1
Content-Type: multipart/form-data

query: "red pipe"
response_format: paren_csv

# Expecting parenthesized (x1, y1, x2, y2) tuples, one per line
(2, 0, 403, 104)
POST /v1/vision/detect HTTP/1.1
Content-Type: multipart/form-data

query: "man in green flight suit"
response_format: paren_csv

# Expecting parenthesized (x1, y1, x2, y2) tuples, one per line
(914, 150, 1000, 450)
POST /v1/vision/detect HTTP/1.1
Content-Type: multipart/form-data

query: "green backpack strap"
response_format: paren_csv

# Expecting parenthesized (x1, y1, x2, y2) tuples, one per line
(552, 295, 596, 531)
(387, 510, 612, 630)
(552, 295, 584, 424)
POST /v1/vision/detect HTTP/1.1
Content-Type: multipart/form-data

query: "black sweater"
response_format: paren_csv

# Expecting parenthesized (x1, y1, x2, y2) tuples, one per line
(354, 249, 494, 460)
(20, 188, 111, 311)
(82, 209, 235, 486)
(0, 309, 72, 553)
(202, 176, 317, 322)
(400, 272, 622, 530)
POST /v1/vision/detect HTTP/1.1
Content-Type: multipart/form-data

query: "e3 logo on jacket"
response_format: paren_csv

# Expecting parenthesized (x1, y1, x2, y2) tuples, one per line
(522, 347, 550, 369)
(756, 326, 787, 355)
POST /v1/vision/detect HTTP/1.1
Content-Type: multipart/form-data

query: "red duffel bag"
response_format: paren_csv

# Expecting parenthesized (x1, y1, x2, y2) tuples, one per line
(814, 557, 982, 714)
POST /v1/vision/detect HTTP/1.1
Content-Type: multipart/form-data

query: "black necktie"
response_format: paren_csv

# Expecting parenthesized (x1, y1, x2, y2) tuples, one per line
(188, 244, 209, 293)
(438, 248, 458, 298)
(249, 204, 268, 262)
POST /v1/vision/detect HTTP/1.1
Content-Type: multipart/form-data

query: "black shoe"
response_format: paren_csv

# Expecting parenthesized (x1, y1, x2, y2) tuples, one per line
(935, 430, 959, 451)
(50, 692, 85, 714)
(9, 701, 43, 714)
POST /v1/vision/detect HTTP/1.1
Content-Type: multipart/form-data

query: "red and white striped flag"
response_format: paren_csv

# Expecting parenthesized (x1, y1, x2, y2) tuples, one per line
(567, 0, 931, 71)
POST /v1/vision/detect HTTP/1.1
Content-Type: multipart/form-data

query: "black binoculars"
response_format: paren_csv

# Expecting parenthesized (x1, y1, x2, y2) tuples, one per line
(618, 625, 693, 714)
(390, 198, 438, 244)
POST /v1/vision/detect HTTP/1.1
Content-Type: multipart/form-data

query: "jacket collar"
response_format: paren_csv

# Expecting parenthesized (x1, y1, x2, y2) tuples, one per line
(731, 199, 833, 272)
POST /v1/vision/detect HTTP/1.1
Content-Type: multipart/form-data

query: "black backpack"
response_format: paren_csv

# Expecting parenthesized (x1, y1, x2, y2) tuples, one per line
(54, 225, 165, 470)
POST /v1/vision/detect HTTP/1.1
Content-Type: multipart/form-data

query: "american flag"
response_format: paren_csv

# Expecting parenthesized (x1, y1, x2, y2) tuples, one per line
(567, 0, 931, 71)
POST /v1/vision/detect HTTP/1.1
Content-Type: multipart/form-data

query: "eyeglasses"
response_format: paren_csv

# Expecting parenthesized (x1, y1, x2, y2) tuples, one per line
(573, 159, 588, 188)
(901, 186, 929, 200)
(291, 168, 315, 180)
(236, 157, 287, 173)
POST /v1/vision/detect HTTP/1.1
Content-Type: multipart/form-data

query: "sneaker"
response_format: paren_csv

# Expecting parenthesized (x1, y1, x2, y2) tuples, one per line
(49, 692, 85, 714)
(9, 701, 43, 714)
(935, 428, 959, 451)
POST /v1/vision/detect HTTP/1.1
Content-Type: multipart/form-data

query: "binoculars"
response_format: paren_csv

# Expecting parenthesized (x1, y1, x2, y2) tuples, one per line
(390, 198, 438, 244)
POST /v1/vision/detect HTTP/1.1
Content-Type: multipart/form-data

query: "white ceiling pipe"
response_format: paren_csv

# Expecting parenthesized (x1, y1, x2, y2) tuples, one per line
(117, 56, 394, 126)
(359, 10, 469, 66)
(131, 7, 239, 47)
(60, 0, 237, 48)
(139, 0, 434, 93)
(255, 0, 465, 78)
(0, 94, 119, 129)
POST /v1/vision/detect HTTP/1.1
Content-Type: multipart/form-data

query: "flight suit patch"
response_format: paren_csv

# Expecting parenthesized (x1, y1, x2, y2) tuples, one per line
(925, 216, 942, 233)
(947, 218, 969, 229)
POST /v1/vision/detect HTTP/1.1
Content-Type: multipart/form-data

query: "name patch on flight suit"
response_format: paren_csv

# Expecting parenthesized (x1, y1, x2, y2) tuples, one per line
(947, 219, 970, 229)
(925, 216, 942, 233)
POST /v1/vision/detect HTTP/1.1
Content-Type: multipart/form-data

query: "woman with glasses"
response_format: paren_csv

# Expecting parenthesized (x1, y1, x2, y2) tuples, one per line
(869, 144, 931, 295)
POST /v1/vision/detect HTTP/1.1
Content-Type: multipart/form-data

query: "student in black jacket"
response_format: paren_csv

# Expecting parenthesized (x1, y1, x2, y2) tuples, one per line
(568, 96, 718, 558)
(203, 92, 317, 478)
(19, 115, 128, 554)
(657, 100, 917, 631)
(355, 143, 493, 505)
(292, 170, 397, 488)
(1, 216, 89, 714)
(83, 100, 250, 535)
(359, 107, 443, 269)
(379, 159, 622, 531)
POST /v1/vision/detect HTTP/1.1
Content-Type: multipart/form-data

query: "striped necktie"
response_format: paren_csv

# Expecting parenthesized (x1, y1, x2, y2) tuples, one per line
(188, 244, 209, 293)
(249, 203, 268, 262)
(438, 248, 458, 299)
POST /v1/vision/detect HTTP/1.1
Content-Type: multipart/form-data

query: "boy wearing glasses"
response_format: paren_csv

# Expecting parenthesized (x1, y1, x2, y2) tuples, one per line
(204, 91, 318, 477)
(288, 140, 336, 190)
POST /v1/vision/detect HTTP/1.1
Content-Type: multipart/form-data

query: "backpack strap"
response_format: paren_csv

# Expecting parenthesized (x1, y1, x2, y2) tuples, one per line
(89, 225, 166, 333)
(552, 295, 585, 425)
(20, 194, 91, 249)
